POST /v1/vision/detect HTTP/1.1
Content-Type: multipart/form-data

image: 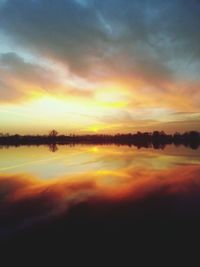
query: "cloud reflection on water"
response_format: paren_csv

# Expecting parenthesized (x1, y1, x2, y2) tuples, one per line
(1, 152, 200, 239)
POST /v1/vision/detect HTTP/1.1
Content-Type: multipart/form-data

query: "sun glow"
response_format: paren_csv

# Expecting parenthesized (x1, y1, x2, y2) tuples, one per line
(2, 93, 127, 134)
(94, 83, 129, 109)
(90, 126, 100, 133)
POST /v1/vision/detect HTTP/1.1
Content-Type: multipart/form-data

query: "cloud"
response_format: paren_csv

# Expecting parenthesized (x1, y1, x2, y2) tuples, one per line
(0, 52, 57, 101)
(0, 52, 94, 102)
(0, 79, 19, 101)
(0, 0, 200, 132)
(0, 52, 55, 86)
(0, 0, 199, 83)
(0, 0, 104, 76)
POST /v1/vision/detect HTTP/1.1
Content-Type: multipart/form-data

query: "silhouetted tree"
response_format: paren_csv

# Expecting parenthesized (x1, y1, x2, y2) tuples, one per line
(49, 129, 58, 137)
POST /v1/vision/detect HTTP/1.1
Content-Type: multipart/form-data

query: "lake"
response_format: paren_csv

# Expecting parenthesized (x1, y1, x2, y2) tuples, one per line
(1, 144, 200, 261)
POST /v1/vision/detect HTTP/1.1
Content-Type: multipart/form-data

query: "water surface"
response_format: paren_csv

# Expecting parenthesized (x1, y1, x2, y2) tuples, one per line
(1, 144, 200, 247)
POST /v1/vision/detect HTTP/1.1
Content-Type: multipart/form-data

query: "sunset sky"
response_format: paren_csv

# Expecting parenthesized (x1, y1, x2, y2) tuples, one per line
(0, 0, 200, 134)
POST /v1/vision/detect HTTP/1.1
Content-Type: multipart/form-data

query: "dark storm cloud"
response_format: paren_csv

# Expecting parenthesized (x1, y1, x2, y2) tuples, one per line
(0, 0, 107, 76)
(0, 0, 200, 83)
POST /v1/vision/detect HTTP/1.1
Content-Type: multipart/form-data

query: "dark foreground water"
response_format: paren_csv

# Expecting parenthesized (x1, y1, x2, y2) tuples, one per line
(0, 144, 200, 264)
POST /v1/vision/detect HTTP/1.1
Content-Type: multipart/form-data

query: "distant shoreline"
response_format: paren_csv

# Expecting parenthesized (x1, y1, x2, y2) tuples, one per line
(0, 131, 199, 150)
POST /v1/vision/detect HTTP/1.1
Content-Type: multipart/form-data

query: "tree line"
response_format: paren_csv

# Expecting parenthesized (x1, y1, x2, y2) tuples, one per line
(0, 130, 200, 150)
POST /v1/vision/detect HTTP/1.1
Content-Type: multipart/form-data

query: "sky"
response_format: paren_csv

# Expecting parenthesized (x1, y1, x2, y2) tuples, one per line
(0, 0, 200, 134)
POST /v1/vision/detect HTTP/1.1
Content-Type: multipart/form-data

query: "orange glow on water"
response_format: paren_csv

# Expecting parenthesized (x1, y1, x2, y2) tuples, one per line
(0, 145, 200, 223)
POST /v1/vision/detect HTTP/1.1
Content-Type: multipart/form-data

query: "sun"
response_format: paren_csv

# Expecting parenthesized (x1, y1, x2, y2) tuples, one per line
(90, 126, 99, 133)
